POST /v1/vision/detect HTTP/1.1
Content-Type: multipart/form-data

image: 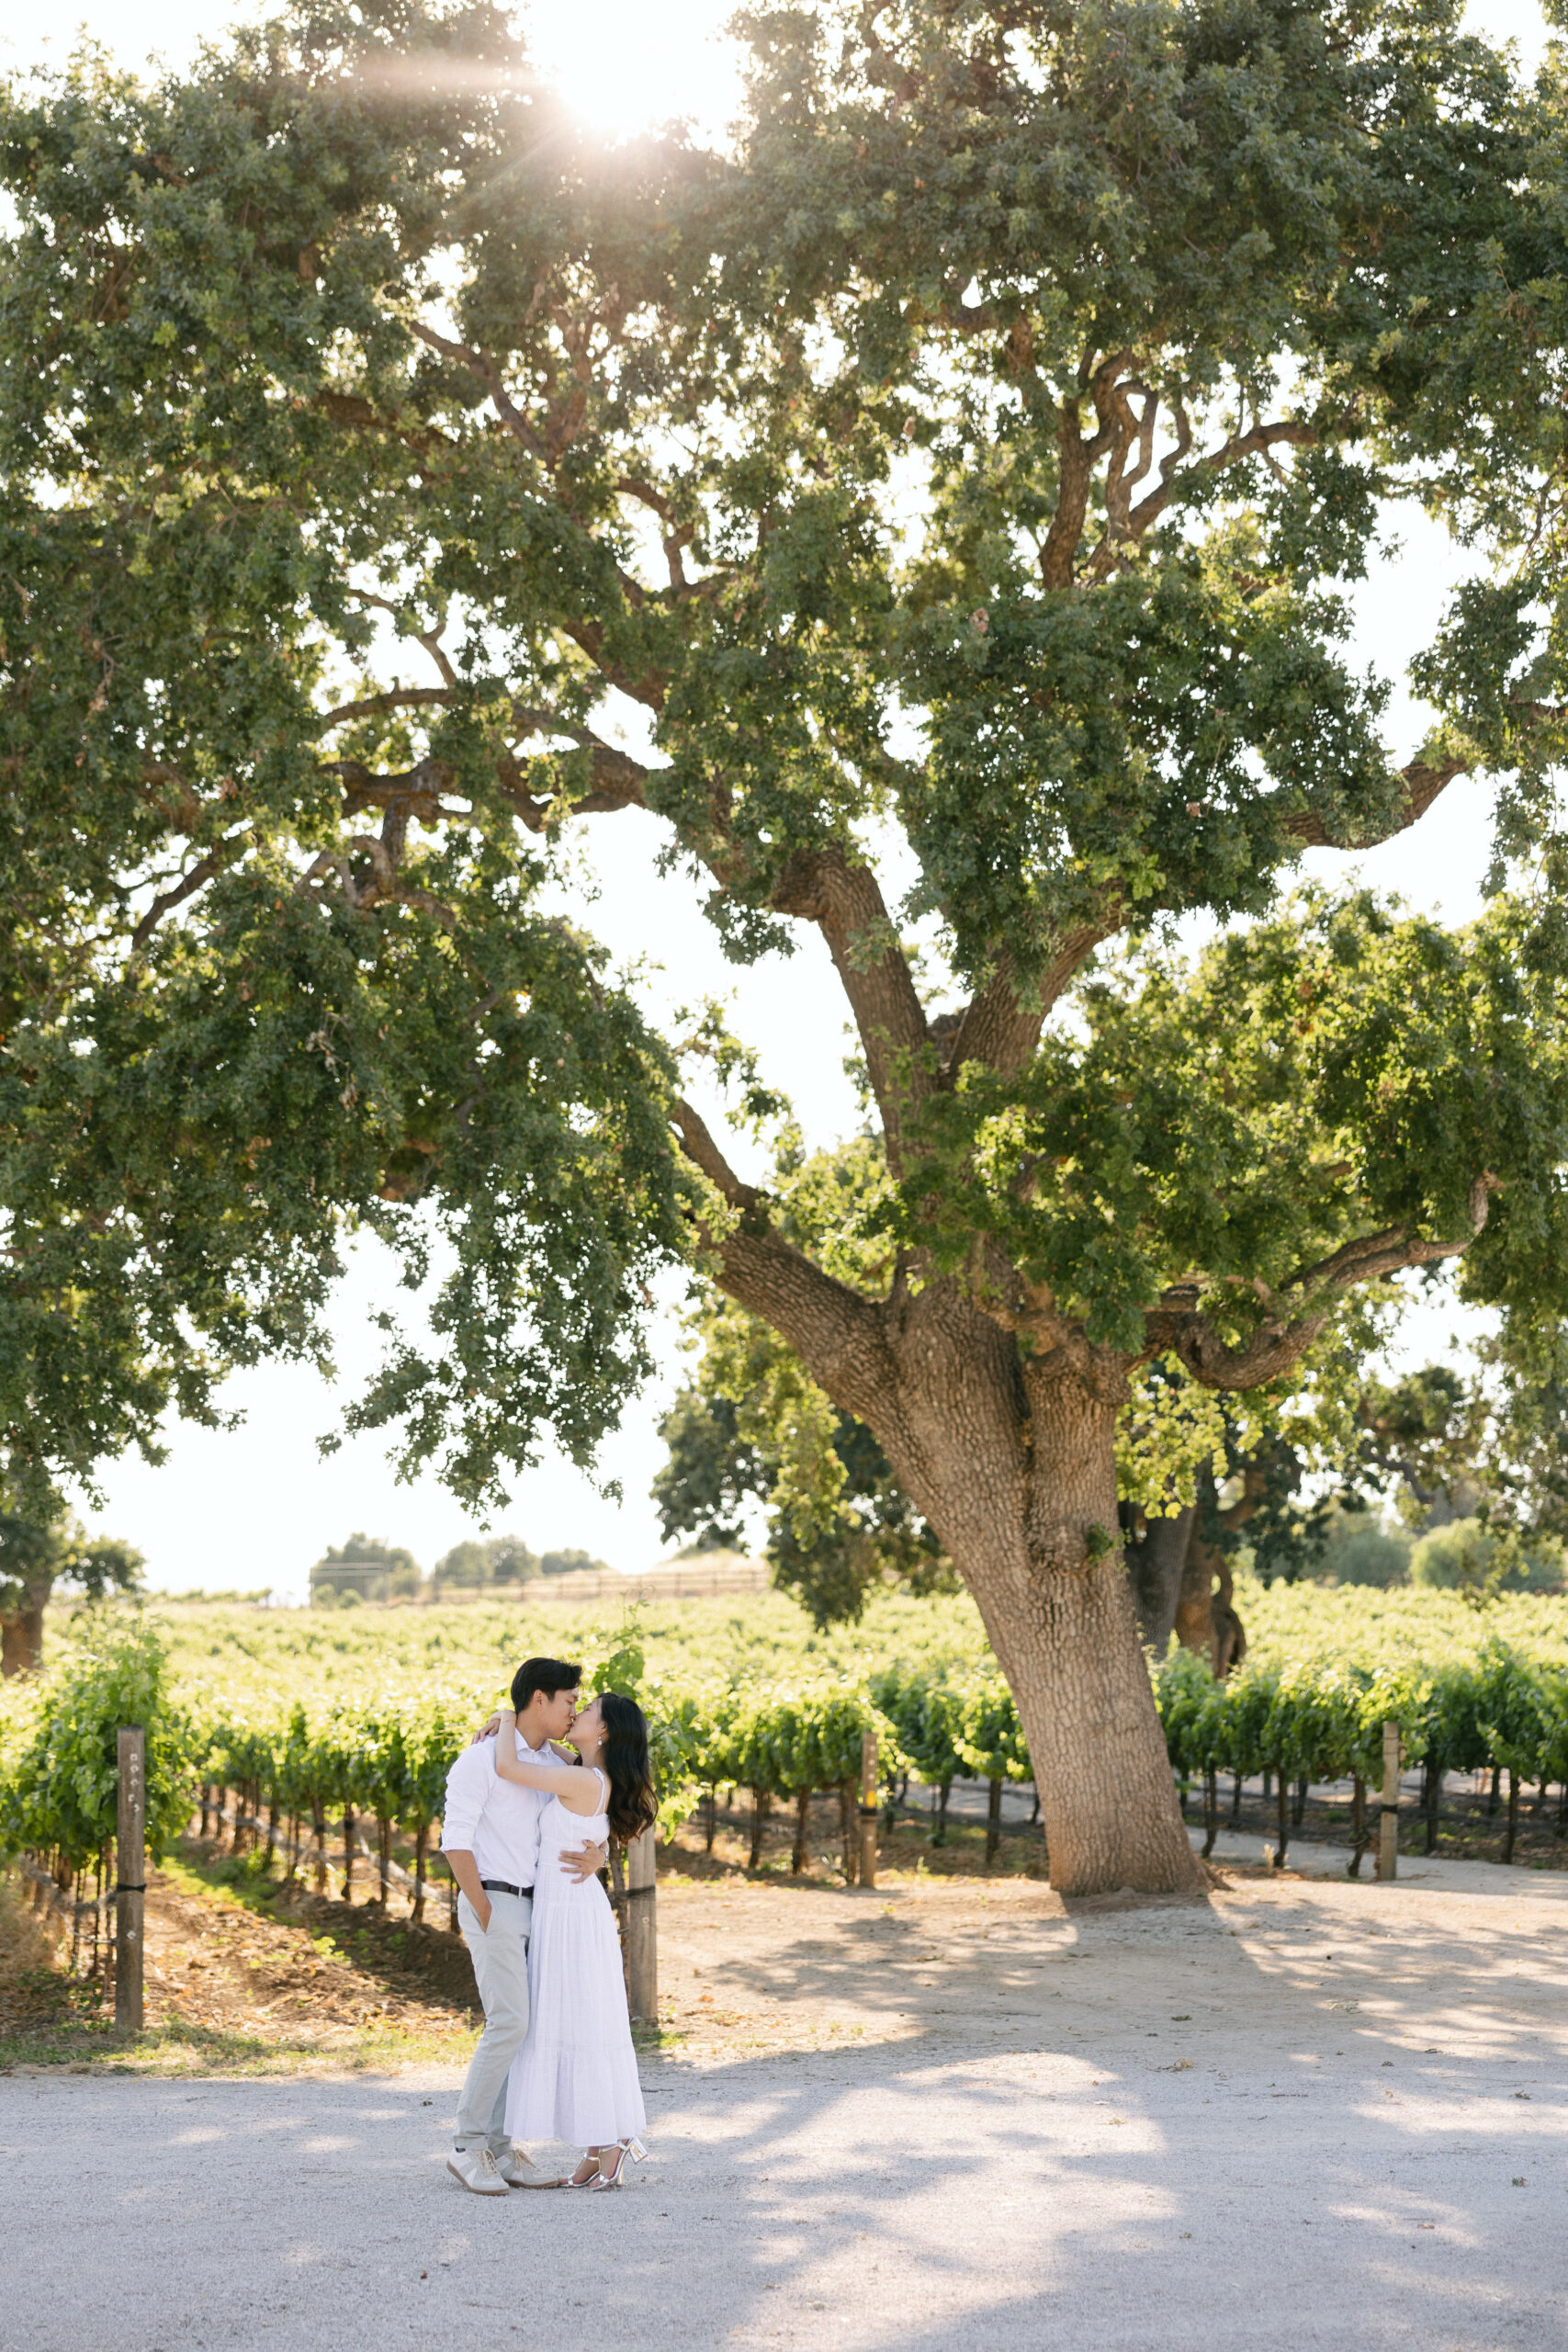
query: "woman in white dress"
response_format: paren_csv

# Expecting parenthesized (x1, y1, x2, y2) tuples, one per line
(490, 1690, 655, 2189)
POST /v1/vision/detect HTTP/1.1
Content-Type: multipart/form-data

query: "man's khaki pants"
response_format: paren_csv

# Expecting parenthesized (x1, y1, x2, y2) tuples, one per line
(454, 1889, 533, 2152)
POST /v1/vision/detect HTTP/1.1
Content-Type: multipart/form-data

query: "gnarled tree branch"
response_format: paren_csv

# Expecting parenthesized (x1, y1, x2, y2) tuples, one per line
(671, 1097, 759, 1210)
(942, 916, 1122, 1083)
(129, 837, 246, 949)
(320, 685, 458, 729)
(1282, 753, 1468, 851)
(770, 847, 931, 1172)
(1145, 1175, 1500, 1390)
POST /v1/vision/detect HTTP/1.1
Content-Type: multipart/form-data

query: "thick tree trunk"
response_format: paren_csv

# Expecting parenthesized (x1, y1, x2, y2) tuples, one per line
(1122, 1506, 1197, 1652)
(925, 1361, 1206, 1896)
(716, 1252, 1204, 1894)
(1, 1604, 45, 1677)
(1174, 1531, 1247, 1677)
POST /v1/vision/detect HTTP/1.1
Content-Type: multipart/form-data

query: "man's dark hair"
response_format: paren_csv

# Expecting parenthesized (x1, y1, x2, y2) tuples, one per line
(510, 1656, 581, 1712)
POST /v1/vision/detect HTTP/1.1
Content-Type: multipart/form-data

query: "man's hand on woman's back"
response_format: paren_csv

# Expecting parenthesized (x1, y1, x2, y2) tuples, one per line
(563, 1838, 609, 1882)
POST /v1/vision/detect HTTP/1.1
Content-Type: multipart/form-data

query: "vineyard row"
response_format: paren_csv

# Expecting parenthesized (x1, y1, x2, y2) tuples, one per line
(5, 1618, 1568, 1893)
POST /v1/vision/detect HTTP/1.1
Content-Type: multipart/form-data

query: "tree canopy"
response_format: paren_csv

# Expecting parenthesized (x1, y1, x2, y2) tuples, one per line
(3, 0, 1565, 1498)
(5, 0, 1568, 1884)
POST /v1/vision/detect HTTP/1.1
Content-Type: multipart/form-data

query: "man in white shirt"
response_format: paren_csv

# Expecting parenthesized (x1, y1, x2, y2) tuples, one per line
(442, 1655, 607, 2193)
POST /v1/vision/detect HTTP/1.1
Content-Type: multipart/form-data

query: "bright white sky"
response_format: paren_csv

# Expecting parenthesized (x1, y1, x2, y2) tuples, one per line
(0, 0, 1552, 1595)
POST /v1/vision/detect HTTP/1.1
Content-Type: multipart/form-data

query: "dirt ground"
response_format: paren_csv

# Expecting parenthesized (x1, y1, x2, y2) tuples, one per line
(2, 1832, 1564, 2351)
(0, 1849, 476, 2072)
(6, 1804, 1568, 2081)
(652, 1829, 1568, 2071)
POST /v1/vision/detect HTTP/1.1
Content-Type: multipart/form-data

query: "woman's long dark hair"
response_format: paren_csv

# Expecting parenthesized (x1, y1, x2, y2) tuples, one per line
(598, 1692, 657, 1844)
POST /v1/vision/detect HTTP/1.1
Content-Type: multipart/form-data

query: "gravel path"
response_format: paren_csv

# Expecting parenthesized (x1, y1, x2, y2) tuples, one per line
(2, 1842, 1563, 2352)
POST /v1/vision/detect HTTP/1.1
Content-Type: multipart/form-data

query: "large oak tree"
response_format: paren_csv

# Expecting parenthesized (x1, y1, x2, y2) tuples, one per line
(4, 0, 1568, 1886)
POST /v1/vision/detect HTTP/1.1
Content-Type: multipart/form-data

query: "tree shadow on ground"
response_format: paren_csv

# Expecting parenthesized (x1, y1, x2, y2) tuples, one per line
(5, 1871, 1562, 2348)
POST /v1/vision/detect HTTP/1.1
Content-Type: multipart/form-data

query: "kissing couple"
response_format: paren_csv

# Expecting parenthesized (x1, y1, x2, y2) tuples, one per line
(440, 1654, 655, 2194)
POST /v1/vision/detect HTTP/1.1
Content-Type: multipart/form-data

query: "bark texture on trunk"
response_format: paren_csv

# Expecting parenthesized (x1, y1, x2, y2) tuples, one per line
(1, 1604, 44, 1678)
(879, 1321, 1201, 1894)
(716, 1250, 1204, 1894)
(1174, 1531, 1247, 1678)
(992, 1371, 1203, 1894)
(1122, 1507, 1196, 1652)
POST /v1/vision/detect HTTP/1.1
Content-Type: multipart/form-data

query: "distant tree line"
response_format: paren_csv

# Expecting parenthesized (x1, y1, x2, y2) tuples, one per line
(309, 1532, 612, 1606)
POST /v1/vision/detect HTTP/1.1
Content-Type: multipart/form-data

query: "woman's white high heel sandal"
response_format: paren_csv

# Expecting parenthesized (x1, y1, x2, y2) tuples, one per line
(591, 2137, 647, 2189)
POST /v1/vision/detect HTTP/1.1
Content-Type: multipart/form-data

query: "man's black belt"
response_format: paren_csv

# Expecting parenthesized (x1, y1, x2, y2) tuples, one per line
(479, 1878, 533, 1898)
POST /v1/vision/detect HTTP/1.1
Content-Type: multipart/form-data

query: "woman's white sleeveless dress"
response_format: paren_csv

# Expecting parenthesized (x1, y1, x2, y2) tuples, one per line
(504, 1769, 647, 2147)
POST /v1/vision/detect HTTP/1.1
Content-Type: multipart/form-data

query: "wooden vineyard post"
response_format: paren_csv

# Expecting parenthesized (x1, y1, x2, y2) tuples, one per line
(859, 1727, 879, 1891)
(840, 1780, 858, 1883)
(1348, 1777, 1368, 1876)
(625, 1825, 657, 2022)
(1377, 1721, 1400, 1883)
(115, 1727, 146, 2032)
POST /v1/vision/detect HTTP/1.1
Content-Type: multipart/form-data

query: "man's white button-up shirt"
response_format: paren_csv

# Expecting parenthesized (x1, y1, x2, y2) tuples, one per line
(440, 1732, 547, 1887)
